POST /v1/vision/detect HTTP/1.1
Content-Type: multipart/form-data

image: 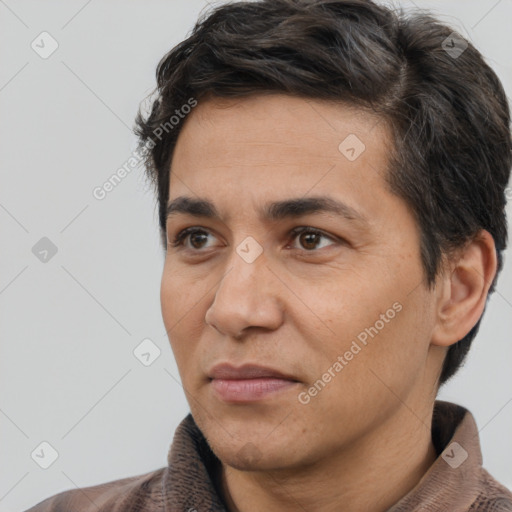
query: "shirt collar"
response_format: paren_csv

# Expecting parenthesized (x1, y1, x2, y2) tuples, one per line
(162, 400, 484, 512)
(388, 400, 483, 511)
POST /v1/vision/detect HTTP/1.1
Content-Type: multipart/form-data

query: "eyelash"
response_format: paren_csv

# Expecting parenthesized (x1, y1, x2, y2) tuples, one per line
(169, 226, 339, 252)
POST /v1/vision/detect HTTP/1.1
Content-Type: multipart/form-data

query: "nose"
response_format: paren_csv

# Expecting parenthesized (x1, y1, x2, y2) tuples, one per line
(204, 246, 284, 340)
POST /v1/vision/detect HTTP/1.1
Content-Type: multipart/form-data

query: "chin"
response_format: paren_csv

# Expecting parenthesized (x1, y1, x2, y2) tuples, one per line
(215, 444, 295, 472)
(206, 426, 310, 472)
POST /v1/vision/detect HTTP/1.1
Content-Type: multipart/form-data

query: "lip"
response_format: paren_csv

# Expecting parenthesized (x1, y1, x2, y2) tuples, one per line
(208, 363, 299, 381)
(208, 363, 300, 403)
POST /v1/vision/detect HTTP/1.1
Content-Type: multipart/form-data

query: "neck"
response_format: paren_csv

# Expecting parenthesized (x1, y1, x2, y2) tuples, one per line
(217, 404, 438, 512)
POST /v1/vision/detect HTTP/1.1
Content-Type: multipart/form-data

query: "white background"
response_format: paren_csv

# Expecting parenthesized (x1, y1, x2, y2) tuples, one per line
(1, 1, 511, 510)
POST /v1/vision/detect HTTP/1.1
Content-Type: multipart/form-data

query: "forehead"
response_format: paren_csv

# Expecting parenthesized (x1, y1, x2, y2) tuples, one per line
(168, 93, 393, 221)
(178, 93, 386, 151)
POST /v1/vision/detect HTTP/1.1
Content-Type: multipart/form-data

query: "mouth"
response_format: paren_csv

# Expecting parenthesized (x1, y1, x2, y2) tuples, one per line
(208, 363, 301, 403)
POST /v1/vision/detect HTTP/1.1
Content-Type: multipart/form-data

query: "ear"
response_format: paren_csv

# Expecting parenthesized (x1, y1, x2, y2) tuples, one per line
(431, 230, 498, 347)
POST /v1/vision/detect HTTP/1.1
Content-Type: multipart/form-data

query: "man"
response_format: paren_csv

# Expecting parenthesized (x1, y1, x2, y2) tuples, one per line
(26, 0, 512, 510)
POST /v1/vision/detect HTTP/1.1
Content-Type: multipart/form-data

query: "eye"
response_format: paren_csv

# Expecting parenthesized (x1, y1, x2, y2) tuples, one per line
(169, 226, 340, 252)
(288, 226, 338, 251)
(169, 227, 217, 250)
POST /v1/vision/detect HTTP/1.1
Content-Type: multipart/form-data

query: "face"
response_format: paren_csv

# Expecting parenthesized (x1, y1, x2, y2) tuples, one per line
(161, 93, 443, 471)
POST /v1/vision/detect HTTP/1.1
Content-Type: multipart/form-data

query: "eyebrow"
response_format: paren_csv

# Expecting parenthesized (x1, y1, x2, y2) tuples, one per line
(166, 195, 369, 226)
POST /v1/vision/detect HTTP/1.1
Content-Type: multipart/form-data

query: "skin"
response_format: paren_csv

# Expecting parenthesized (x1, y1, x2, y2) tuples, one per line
(160, 93, 497, 512)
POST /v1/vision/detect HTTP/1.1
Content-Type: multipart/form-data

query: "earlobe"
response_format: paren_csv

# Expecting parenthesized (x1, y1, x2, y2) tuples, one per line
(431, 230, 497, 348)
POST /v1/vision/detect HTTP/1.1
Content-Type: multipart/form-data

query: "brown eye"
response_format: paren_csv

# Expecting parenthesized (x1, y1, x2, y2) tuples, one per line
(170, 228, 215, 250)
(188, 231, 209, 249)
(289, 227, 337, 251)
(299, 231, 322, 250)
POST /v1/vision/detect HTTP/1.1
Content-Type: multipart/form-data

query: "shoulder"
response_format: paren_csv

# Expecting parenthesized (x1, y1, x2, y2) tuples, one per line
(24, 467, 167, 512)
(470, 468, 512, 511)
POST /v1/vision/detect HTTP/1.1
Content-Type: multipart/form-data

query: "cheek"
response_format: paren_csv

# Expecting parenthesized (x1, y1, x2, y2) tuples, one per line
(160, 269, 177, 330)
(160, 265, 211, 379)
(160, 263, 199, 326)
(301, 264, 425, 379)
(298, 302, 423, 431)
(335, 288, 435, 405)
(160, 269, 194, 363)
(302, 276, 387, 352)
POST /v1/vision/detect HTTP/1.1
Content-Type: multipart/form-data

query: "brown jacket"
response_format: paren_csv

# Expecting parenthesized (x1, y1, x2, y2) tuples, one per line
(25, 400, 512, 511)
